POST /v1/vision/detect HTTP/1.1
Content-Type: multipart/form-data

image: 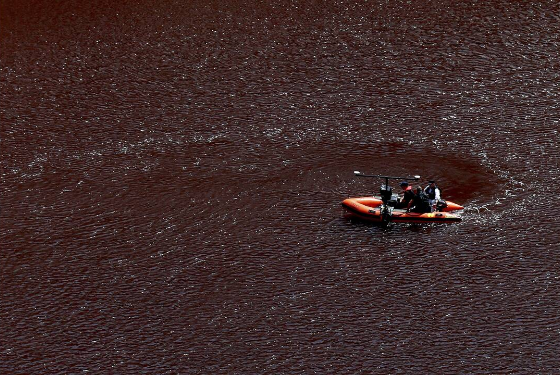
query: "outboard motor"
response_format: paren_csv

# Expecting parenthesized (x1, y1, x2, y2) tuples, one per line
(379, 184, 393, 205)
(379, 184, 394, 225)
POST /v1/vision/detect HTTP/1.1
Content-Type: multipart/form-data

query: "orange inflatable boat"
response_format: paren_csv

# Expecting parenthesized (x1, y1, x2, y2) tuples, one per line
(345, 172, 464, 224)
(343, 196, 464, 212)
(341, 197, 463, 224)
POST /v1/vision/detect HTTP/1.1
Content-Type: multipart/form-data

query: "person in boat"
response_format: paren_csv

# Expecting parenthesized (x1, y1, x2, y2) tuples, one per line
(408, 186, 432, 213)
(424, 180, 441, 207)
(424, 180, 448, 211)
(395, 181, 414, 209)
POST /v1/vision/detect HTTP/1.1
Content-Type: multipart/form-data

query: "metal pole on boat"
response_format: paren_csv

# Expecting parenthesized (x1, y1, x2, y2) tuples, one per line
(354, 171, 421, 181)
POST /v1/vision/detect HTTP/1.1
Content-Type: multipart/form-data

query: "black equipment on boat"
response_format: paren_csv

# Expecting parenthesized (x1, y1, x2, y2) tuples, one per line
(354, 171, 421, 226)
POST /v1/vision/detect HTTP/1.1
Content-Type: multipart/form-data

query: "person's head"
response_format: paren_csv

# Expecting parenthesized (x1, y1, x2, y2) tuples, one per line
(400, 181, 408, 189)
(416, 186, 422, 193)
(429, 180, 436, 187)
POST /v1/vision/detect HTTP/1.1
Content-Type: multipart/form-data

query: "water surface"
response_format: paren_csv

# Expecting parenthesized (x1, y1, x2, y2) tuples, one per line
(2, 0, 560, 373)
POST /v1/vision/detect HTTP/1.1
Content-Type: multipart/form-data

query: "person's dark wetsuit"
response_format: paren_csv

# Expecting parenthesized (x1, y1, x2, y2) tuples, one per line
(409, 188, 432, 213)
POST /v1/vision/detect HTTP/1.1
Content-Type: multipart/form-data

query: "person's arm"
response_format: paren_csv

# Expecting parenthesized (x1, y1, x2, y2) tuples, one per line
(435, 188, 441, 201)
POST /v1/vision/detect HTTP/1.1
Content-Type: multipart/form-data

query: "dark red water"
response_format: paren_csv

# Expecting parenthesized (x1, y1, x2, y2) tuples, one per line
(2, 0, 560, 373)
